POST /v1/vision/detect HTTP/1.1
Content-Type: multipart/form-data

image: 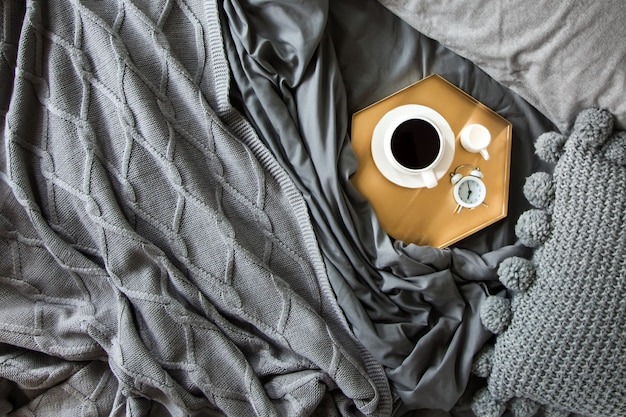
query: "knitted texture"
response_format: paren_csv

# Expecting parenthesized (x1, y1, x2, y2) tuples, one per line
(0, 1, 392, 415)
(472, 109, 626, 416)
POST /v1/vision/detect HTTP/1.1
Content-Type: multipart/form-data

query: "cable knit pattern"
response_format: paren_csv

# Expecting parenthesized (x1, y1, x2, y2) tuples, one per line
(473, 109, 626, 416)
(0, 1, 391, 415)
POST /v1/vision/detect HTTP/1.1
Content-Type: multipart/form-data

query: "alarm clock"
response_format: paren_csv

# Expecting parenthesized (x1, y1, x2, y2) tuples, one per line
(450, 165, 487, 212)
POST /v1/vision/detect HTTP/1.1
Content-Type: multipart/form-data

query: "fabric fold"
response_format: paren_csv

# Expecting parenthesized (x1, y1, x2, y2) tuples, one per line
(221, 0, 554, 411)
(0, 0, 391, 415)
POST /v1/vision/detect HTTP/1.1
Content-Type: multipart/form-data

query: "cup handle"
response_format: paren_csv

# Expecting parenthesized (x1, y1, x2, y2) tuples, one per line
(480, 149, 490, 161)
(422, 170, 438, 188)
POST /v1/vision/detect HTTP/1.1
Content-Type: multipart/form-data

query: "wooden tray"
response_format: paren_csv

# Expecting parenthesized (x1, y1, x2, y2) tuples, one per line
(350, 74, 512, 248)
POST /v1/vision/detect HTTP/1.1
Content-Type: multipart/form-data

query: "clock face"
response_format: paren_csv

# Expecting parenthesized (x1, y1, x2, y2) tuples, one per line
(454, 176, 486, 208)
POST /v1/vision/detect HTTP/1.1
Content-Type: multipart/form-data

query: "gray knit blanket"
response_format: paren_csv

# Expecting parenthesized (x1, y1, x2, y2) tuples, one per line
(0, 1, 391, 415)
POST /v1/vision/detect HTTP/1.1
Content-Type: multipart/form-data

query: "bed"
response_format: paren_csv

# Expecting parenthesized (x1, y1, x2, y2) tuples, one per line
(1, 0, 624, 416)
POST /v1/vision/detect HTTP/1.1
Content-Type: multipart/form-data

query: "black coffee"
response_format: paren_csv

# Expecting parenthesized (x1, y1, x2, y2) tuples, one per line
(390, 119, 441, 170)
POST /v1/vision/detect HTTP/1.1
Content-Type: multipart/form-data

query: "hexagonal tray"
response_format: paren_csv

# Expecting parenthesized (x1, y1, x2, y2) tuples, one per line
(350, 74, 512, 248)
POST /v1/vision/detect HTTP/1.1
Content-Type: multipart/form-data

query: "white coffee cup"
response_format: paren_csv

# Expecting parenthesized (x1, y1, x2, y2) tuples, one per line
(383, 115, 444, 188)
(460, 124, 491, 160)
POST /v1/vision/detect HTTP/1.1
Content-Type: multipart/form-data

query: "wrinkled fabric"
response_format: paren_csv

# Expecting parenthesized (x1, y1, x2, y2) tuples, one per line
(0, 0, 392, 415)
(220, 0, 554, 412)
(0, 0, 561, 414)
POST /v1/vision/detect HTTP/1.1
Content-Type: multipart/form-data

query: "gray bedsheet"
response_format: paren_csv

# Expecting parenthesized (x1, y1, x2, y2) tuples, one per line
(0, 0, 557, 415)
(221, 0, 554, 412)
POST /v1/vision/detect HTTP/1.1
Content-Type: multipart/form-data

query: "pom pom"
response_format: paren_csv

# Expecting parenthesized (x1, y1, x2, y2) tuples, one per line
(602, 131, 626, 166)
(573, 108, 613, 145)
(497, 256, 536, 293)
(472, 344, 495, 378)
(535, 131, 567, 163)
(509, 398, 540, 417)
(471, 388, 506, 417)
(480, 296, 512, 334)
(515, 209, 551, 248)
(523, 172, 555, 211)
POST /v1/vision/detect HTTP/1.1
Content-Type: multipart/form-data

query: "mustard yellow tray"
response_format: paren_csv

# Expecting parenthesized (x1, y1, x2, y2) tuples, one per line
(351, 74, 512, 248)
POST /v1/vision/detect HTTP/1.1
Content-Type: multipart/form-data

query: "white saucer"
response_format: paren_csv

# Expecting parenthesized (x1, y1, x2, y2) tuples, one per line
(371, 105, 455, 188)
